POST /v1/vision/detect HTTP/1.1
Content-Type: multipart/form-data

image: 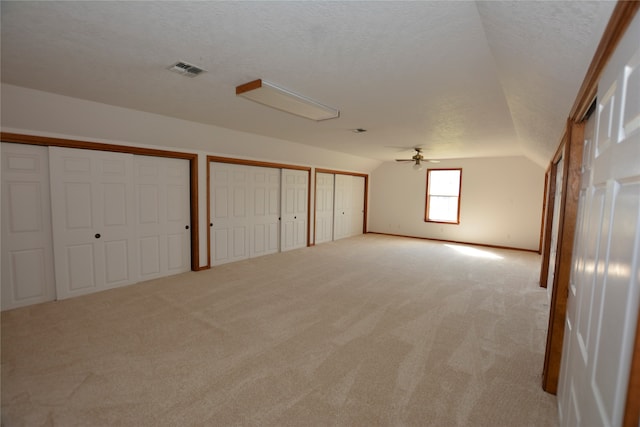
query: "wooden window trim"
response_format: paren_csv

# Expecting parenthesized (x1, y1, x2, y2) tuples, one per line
(424, 168, 462, 225)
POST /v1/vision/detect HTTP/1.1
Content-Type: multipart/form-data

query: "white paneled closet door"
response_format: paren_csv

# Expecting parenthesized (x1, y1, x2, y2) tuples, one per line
(350, 176, 365, 236)
(333, 175, 365, 241)
(134, 156, 191, 281)
(558, 13, 640, 427)
(333, 174, 351, 240)
(210, 162, 250, 266)
(250, 166, 280, 258)
(280, 169, 308, 252)
(315, 172, 334, 244)
(1, 143, 56, 310)
(49, 147, 137, 300)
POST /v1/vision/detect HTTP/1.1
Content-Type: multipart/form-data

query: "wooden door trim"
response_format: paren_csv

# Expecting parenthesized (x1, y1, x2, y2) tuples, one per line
(538, 167, 550, 256)
(207, 155, 310, 171)
(540, 129, 568, 289)
(0, 132, 202, 271)
(539, 161, 559, 289)
(624, 308, 640, 426)
(542, 120, 584, 394)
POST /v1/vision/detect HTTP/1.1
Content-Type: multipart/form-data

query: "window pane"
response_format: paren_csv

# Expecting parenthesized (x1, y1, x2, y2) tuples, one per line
(428, 196, 459, 222)
(429, 170, 460, 196)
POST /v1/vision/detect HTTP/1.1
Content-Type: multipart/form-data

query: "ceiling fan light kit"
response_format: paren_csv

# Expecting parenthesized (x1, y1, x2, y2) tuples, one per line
(236, 79, 340, 121)
(396, 148, 440, 170)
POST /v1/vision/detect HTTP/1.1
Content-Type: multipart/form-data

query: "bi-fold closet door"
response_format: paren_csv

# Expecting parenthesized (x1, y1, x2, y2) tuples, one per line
(49, 147, 191, 300)
(334, 174, 365, 240)
(0, 144, 191, 310)
(315, 173, 335, 244)
(1, 143, 56, 310)
(209, 162, 308, 266)
(315, 173, 365, 244)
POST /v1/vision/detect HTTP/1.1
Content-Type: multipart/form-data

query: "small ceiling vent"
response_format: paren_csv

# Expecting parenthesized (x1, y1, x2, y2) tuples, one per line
(168, 61, 206, 78)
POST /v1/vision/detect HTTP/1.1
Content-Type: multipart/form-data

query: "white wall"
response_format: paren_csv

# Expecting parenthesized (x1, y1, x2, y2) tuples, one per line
(0, 84, 381, 268)
(369, 156, 545, 251)
(0, 84, 380, 173)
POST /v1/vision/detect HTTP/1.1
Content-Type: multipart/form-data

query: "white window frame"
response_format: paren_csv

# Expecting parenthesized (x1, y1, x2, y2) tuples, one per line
(425, 168, 462, 224)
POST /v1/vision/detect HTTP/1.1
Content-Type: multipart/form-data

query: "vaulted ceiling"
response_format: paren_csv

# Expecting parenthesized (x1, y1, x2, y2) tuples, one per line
(0, 1, 615, 167)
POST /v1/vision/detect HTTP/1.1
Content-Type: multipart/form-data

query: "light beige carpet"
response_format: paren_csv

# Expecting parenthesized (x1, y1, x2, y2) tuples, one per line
(1, 234, 558, 426)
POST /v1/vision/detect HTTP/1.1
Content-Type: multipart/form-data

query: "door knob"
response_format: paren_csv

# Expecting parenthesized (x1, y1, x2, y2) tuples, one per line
(185, 225, 189, 230)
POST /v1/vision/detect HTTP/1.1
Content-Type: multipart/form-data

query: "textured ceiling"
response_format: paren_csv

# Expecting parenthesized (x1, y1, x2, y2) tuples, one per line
(0, 1, 615, 166)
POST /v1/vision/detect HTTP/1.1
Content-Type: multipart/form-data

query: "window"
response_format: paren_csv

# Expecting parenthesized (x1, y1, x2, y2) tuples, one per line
(425, 168, 462, 224)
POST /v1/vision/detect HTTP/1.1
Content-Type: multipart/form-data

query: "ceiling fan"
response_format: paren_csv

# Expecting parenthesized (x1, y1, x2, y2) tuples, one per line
(395, 148, 440, 170)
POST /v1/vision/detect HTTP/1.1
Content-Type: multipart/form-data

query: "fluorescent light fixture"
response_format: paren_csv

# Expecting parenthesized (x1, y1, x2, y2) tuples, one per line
(236, 79, 339, 121)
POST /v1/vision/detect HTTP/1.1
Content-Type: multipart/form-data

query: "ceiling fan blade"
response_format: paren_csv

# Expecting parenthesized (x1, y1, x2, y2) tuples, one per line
(427, 159, 441, 163)
(395, 159, 413, 162)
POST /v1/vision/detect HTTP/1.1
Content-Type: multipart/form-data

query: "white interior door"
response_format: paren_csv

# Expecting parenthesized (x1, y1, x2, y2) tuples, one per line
(350, 176, 365, 237)
(315, 172, 334, 244)
(134, 156, 190, 281)
(333, 174, 351, 240)
(210, 162, 250, 266)
(558, 14, 640, 427)
(250, 166, 280, 257)
(334, 174, 365, 240)
(49, 147, 137, 300)
(280, 169, 308, 252)
(1, 143, 56, 310)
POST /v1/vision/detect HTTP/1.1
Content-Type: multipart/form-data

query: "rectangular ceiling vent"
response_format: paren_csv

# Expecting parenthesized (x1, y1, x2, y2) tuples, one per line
(168, 61, 206, 78)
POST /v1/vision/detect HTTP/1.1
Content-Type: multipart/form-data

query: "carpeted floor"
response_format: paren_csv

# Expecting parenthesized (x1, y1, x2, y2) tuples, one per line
(1, 234, 558, 426)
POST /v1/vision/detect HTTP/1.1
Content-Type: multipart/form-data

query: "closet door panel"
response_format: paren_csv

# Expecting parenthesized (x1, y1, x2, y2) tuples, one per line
(67, 244, 95, 290)
(50, 147, 137, 299)
(1, 143, 56, 310)
(210, 163, 250, 265)
(333, 174, 349, 240)
(250, 167, 280, 257)
(281, 169, 308, 252)
(134, 156, 190, 280)
(351, 176, 365, 236)
(315, 172, 334, 244)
